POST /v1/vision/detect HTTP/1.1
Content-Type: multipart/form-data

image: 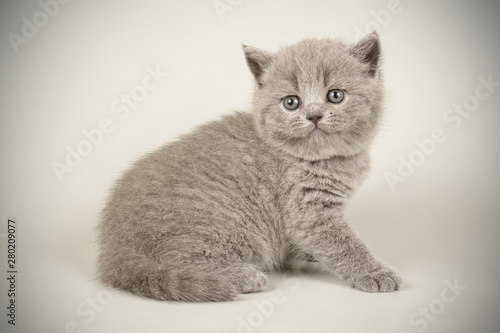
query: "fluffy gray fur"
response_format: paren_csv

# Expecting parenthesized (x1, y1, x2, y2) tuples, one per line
(97, 32, 401, 302)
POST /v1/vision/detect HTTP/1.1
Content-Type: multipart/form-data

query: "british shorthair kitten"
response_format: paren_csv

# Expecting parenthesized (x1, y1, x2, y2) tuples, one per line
(98, 32, 401, 301)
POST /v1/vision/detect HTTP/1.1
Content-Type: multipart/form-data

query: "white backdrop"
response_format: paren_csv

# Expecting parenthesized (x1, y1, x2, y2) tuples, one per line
(1, 0, 500, 332)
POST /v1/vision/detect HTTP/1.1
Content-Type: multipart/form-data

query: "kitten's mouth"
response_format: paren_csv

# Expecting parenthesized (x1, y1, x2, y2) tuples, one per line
(310, 123, 330, 134)
(307, 126, 329, 139)
(312, 121, 348, 135)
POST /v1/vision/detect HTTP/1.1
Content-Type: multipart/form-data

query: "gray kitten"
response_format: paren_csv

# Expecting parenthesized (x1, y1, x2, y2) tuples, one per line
(97, 32, 402, 302)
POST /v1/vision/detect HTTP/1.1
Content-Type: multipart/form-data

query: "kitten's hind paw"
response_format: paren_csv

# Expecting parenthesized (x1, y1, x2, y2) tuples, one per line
(228, 264, 268, 294)
(351, 267, 402, 293)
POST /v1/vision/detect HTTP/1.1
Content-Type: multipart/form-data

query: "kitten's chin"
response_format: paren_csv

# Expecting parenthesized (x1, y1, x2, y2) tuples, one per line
(270, 131, 366, 161)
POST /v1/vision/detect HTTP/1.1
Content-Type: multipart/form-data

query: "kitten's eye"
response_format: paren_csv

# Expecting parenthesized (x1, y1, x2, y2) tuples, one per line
(282, 96, 301, 111)
(327, 89, 345, 104)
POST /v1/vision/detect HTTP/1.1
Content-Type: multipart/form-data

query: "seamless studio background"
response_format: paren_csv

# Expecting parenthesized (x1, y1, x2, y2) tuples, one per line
(1, 0, 500, 332)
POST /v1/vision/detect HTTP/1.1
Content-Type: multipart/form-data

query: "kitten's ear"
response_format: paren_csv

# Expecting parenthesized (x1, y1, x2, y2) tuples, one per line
(242, 44, 274, 87)
(349, 32, 381, 77)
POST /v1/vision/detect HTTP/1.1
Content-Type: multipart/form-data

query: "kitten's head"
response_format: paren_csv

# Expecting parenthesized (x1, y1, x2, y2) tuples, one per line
(243, 33, 384, 160)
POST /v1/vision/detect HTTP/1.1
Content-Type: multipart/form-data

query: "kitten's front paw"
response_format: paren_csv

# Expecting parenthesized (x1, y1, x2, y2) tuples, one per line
(351, 267, 402, 293)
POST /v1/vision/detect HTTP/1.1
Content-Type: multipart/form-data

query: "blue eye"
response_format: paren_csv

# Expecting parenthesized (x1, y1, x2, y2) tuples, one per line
(283, 96, 301, 111)
(327, 89, 345, 104)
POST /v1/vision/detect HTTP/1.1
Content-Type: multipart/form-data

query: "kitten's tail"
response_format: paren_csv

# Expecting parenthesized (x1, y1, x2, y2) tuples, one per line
(98, 254, 238, 302)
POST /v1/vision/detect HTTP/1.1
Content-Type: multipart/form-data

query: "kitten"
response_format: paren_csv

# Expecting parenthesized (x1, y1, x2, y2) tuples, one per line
(97, 32, 402, 302)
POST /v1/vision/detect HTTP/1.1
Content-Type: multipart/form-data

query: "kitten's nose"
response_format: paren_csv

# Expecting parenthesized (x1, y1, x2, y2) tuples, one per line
(307, 115, 322, 126)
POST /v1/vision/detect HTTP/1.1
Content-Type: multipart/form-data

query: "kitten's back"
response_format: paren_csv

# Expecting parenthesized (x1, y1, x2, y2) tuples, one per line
(98, 111, 285, 301)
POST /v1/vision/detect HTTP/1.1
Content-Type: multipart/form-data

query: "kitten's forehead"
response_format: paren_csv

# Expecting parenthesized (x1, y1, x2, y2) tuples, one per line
(269, 38, 361, 89)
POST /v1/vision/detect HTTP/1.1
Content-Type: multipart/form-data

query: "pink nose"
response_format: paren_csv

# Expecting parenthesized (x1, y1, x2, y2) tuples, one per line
(307, 115, 322, 126)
